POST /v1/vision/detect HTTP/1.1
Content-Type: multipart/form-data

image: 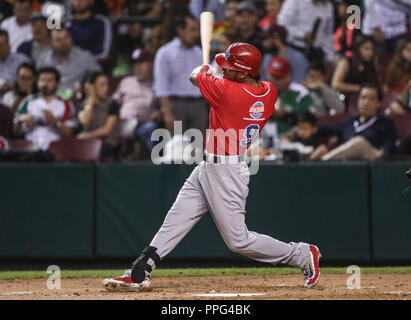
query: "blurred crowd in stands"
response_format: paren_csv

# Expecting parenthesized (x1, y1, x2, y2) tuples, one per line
(0, 0, 411, 162)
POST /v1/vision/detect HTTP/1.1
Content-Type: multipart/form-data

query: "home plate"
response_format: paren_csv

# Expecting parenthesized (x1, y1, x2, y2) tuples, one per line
(193, 293, 266, 297)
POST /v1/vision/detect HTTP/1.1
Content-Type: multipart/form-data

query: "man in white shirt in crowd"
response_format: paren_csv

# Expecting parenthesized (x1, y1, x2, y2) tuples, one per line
(362, 0, 411, 53)
(13, 67, 77, 150)
(0, 0, 33, 53)
(277, 0, 335, 63)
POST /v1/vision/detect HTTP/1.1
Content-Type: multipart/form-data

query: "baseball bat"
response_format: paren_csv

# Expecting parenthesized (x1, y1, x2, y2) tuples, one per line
(200, 11, 214, 65)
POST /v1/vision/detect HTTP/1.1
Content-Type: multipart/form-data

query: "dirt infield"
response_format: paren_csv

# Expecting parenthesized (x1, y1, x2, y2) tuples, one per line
(0, 274, 410, 300)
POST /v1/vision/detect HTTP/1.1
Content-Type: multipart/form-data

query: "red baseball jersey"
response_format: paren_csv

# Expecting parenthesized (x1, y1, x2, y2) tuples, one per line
(197, 73, 277, 155)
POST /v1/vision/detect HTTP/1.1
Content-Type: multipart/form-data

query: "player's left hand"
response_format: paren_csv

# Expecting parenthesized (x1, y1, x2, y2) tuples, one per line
(200, 64, 215, 75)
(189, 65, 215, 86)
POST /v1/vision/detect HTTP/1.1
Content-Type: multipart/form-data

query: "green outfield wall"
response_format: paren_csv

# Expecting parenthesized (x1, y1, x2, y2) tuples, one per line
(0, 164, 94, 258)
(370, 163, 411, 262)
(0, 162, 410, 263)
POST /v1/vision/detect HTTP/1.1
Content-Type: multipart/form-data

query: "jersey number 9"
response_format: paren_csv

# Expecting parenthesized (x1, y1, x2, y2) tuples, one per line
(240, 124, 260, 148)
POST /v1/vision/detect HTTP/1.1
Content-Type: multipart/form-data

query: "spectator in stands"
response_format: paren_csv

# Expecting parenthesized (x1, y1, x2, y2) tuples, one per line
(65, 0, 110, 17)
(0, 0, 33, 53)
(0, 29, 30, 95)
(13, 67, 77, 150)
(362, 0, 409, 54)
(36, 28, 102, 94)
(214, 0, 240, 35)
(105, 0, 127, 18)
(267, 57, 315, 133)
(189, 0, 226, 22)
(153, 13, 208, 136)
(77, 71, 120, 160)
(302, 63, 345, 116)
(260, 24, 308, 83)
(115, 21, 144, 65)
(66, 0, 113, 60)
(146, 1, 193, 53)
(333, 0, 360, 59)
(1, 62, 36, 115)
(314, 84, 397, 161)
(331, 35, 379, 94)
(384, 38, 411, 96)
(146, 23, 167, 55)
(146, 0, 190, 19)
(225, 0, 240, 28)
(125, 0, 169, 17)
(259, 0, 284, 32)
(145, 0, 167, 18)
(31, 0, 42, 12)
(384, 38, 411, 115)
(17, 14, 50, 64)
(390, 79, 411, 115)
(277, 0, 335, 64)
(281, 112, 326, 160)
(235, 1, 263, 53)
(113, 48, 161, 152)
(0, 1, 13, 24)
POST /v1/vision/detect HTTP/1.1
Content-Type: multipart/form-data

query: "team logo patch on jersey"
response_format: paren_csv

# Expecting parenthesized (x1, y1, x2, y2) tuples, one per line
(249, 101, 264, 119)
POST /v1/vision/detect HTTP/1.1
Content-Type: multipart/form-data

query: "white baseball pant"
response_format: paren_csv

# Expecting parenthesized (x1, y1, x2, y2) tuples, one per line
(149, 159, 310, 268)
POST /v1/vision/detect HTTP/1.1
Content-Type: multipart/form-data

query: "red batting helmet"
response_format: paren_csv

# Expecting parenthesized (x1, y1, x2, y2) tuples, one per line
(215, 42, 262, 78)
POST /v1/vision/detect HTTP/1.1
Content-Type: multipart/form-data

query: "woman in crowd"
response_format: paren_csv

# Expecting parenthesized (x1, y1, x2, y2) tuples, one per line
(1, 63, 36, 115)
(77, 71, 120, 161)
(384, 38, 411, 95)
(331, 35, 379, 94)
(383, 39, 411, 94)
(388, 79, 411, 114)
(259, 0, 284, 31)
(383, 38, 411, 114)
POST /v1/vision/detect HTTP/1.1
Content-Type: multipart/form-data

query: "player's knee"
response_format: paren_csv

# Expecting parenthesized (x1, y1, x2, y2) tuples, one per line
(224, 230, 251, 254)
(226, 239, 247, 254)
(131, 246, 160, 283)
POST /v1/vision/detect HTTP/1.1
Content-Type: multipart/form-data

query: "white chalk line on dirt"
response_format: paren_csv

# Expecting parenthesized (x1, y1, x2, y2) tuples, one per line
(274, 284, 295, 287)
(192, 293, 266, 297)
(0, 291, 37, 296)
(383, 291, 411, 295)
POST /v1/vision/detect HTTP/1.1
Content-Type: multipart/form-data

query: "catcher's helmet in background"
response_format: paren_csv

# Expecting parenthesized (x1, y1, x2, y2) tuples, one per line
(216, 42, 262, 78)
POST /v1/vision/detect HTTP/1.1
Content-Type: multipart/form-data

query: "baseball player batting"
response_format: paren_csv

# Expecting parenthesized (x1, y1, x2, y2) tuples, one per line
(103, 42, 321, 291)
